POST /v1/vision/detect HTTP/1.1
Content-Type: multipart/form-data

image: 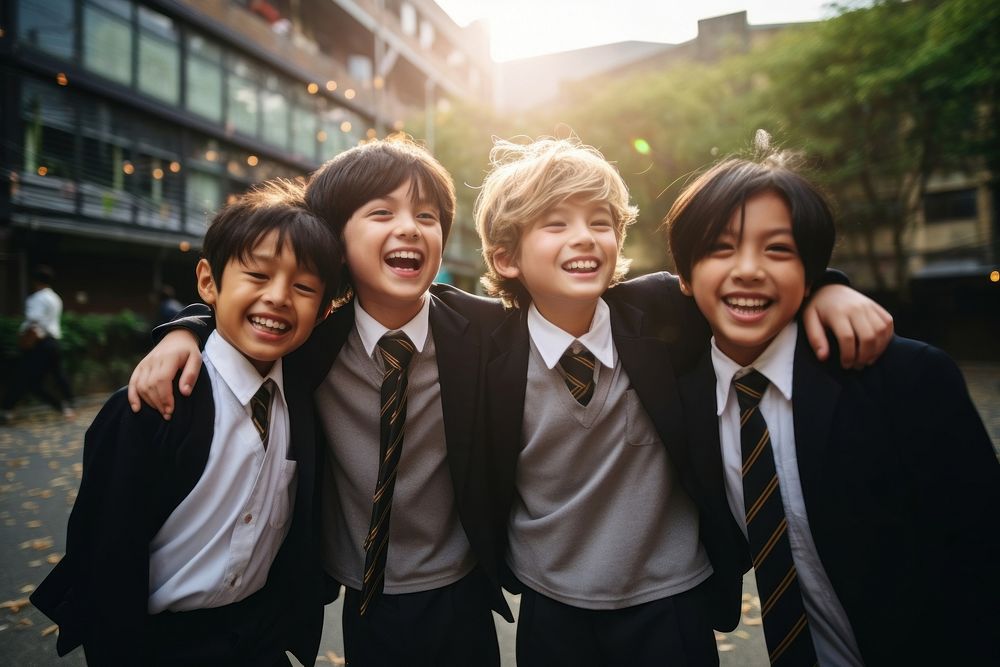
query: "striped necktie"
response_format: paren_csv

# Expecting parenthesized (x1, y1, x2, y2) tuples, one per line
(360, 331, 416, 615)
(559, 347, 596, 406)
(736, 370, 817, 666)
(250, 379, 275, 451)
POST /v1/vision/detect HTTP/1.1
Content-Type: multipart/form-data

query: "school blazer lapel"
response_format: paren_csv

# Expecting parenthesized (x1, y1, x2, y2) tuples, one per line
(485, 308, 530, 485)
(680, 351, 729, 506)
(791, 332, 841, 507)
(609, 298, 689, 471)
(429, 294, 479, 491)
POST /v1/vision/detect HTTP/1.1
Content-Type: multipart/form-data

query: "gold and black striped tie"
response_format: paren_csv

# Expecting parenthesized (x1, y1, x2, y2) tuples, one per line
(360, 331, 416, 615)
(736, 370, 817, 666)
(559, 347, 596, 406)
(250, 379, 275, 451)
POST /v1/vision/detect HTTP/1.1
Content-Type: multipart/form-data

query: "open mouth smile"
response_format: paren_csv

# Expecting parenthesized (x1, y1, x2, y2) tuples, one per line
(385, 250, 424, 273)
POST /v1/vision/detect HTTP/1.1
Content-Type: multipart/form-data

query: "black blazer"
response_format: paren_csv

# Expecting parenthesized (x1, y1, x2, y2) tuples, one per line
(160, 284, 514, 621)
(30, 374, 325, 665)
(483, 272, 745, 623)
(677, 331, 1000, 663)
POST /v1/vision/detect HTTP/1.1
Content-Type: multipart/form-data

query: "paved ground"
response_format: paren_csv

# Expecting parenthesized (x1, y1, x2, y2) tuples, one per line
(2, 363, 998, 666)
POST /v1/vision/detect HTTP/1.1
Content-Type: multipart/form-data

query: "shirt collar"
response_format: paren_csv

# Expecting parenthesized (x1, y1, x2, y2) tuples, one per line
(526, 299, 615, 370)
(354, 296, 430, 358)
(712, 321, 797, 416)
(204, 331, 285, 406)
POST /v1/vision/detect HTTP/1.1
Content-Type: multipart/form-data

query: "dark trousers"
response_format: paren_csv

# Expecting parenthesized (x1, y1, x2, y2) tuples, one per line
(342, 569, 500, 667)
(515, 579, 719, 667)
(2, 336, 74, 411)
(142, 584, 292, 667)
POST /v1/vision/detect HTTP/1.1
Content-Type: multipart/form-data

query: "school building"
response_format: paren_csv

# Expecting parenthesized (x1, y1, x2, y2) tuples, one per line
(0, 0, 492, 317)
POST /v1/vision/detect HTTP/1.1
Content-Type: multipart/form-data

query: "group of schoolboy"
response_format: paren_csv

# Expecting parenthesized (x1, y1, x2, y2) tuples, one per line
(33, 134, 999, 666)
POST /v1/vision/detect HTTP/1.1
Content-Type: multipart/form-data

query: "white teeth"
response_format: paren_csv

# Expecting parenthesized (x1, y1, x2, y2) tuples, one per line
(251, 316, 288, 331)
(565, 259, 598, 270)
(387, 250, 422, 261)
(725, 297, 768, 309)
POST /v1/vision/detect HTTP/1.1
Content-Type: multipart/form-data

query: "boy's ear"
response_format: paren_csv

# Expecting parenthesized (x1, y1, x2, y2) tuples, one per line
(492, 248, 521, 279)
(678, 275, 693, 296)
(195, 259, 219, 306)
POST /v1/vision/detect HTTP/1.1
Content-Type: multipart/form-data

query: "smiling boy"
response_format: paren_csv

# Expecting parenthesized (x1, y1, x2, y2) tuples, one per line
(667, 151, 1000, 665)
(32, 180, 339, 665)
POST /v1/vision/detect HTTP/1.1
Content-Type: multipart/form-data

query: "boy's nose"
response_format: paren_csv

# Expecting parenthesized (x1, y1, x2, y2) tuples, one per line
(395, 213, 421, 238)
(732, 251, 763, 280)
(263, 280, 292, 306)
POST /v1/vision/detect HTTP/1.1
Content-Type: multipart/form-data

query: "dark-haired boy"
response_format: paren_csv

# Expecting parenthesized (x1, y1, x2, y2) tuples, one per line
(127, 139, 510, 666)
(32, 180, 340, 665)
(666, 155, 1000, 664)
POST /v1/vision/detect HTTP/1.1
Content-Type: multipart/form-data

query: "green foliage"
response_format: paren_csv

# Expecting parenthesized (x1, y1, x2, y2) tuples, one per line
(0, 311, 151, 396)
(408, 0, 997, 294)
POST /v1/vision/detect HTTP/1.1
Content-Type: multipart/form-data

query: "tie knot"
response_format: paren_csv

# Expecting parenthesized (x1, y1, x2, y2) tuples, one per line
(377, 331, 416, 371)
(559, 347, 596, 405)
(734, 369, 770, 411)
(253, 378, 275, 405)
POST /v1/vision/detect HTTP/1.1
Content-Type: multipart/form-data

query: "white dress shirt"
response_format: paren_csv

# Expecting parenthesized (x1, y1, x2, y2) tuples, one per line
(148, 332, 297, 613)
(353, 296, 430, 357)
(526, 299, 616, 372)
(712, 322, 863, 666)
(23, 287, 62, 339)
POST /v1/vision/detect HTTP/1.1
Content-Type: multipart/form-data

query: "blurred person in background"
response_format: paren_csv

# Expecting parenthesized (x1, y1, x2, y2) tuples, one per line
(1, 265, 75, 423)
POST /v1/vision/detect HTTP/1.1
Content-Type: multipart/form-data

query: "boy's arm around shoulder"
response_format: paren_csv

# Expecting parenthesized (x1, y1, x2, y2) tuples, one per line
(31, 386, 198, 661)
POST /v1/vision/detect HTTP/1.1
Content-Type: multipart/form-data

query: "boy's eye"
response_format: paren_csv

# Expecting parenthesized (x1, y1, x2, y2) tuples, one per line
(708, 242, 734, 253)
(369, 208, 392, 217)
(245, 272, 267, 280)
(767, 243, 797, 255)
(591, 219, 613, 229)
(294, 282, 319, 294)
(417, 211, 440, 222)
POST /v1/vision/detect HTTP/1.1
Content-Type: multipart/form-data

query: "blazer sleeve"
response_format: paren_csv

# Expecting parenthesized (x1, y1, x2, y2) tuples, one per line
(151, 302, 215, 347)
(32, 390, 170, 663)
(895, 345, 1000, 653)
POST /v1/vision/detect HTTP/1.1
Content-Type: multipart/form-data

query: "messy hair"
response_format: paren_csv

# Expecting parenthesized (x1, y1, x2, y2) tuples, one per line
(475, 137, 637, 308)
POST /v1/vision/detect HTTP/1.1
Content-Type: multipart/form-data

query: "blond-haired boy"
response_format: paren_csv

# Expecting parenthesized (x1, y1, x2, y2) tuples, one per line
(475, 137, 892, 665)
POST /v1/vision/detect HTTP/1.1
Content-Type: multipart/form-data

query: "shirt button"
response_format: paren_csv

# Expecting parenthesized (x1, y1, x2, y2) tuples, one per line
(244, 513, 252, 524)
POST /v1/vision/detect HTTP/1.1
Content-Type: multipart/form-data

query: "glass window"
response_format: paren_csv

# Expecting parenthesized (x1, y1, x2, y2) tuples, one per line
(291, 103, 317, 161)
(261, 78, 289, 149)
(21, 80, 76, 178)
(84, 5, 133, 86)
(186, 34, 224, 122)
(226, 56, 259, 136)
(185, 171, 221, 235)
(924, 189, 978, 223)
(18, 0, 76, 59)
(138, 9, 179, 104)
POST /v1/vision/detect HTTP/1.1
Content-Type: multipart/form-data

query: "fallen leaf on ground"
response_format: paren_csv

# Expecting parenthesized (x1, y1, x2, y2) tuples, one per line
(744, 616, 763, 626)
(25, 520, 42, 528)
(17, 617, 34, 627)
(27, 560, 43, 568)
(735, 630, 752, 639)
(41, 624, 58, 637)
(718, 643, 735, 652)
(714, 631, 727, 641)
(19, 585, 35, 594)
(46, 553, 62, 564)
(325, 650, 346, 666)
(1, 599, 30, 612)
